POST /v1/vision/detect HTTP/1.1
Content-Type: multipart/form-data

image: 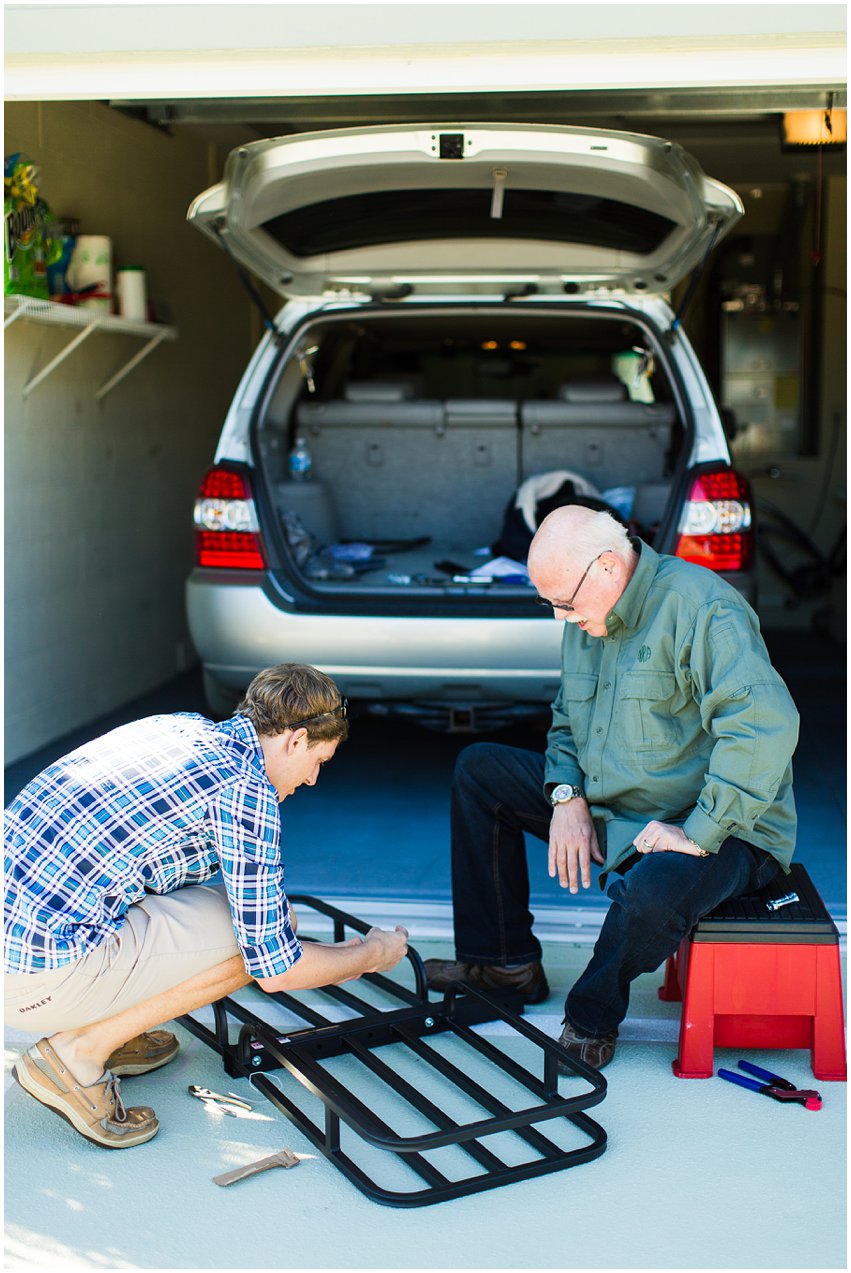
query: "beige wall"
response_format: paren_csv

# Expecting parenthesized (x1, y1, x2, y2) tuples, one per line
(4, 101, 258, 762)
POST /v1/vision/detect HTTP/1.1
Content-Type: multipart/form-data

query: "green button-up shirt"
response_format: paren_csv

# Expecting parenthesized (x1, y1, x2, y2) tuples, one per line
(544, 541, 799, 886)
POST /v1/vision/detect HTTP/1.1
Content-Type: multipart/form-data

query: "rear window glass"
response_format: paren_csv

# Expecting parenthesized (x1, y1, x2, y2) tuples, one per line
(264, 189, 675, 258)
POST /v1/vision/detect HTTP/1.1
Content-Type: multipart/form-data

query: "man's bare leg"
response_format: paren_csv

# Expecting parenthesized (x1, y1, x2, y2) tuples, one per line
(46, 955, 251, 1085)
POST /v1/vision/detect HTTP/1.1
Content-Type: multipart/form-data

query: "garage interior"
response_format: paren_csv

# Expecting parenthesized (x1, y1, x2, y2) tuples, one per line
(3, 9, 846, 1270)
(5, 67, 846, 766)
(6, 45, 845, 909)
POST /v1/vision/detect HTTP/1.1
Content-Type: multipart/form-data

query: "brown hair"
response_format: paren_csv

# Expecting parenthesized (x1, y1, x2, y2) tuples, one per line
(236, 664, 348, 745)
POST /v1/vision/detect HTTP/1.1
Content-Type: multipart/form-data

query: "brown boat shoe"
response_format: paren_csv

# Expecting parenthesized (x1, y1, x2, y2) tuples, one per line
(424, 958, 550, 1005)
(106, 1029, 180, 1076)
(13, 1038, 159, 1148)
(557, 1021, 618, 1072)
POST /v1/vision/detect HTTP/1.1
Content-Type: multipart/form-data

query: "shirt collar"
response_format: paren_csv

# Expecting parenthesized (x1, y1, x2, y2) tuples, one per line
(609, 539, 660, 632)
(215, 714, 267, 778)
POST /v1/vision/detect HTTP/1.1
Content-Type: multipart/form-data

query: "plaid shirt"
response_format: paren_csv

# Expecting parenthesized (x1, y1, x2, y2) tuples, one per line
(4, 713, 302, 978)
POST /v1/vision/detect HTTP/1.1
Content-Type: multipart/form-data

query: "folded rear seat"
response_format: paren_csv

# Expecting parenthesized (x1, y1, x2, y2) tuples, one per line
(520, 377, 675, 489)
(294, 383, 520, 544)
(297, 381, 443, 432)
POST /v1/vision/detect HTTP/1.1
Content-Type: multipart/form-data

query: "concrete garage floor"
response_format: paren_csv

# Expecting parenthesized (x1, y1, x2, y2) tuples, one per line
(4, 630, 847, 1268)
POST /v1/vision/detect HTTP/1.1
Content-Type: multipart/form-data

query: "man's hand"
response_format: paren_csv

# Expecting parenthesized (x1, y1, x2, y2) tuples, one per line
(633, 821, 706, 856)
(362, 925, 409, 973)
(548, 799, 604, 894)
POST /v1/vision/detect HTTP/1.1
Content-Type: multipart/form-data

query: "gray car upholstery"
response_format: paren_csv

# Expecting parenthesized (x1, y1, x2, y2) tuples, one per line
(520, 378, 675, 487)
(293, 384, 518, 543)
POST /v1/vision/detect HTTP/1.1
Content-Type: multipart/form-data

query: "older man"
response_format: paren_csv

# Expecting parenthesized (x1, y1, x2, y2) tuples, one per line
(5, 663, 408, 1147)
(426, 506, 798, 1070)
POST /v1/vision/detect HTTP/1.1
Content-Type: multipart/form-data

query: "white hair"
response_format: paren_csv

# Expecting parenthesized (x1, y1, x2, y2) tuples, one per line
(563, 508, 632, 565)
(531, 505, 633, 572)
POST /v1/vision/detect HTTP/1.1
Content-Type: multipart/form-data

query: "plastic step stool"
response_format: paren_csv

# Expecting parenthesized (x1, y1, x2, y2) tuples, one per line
(659, 863, 846, 1081)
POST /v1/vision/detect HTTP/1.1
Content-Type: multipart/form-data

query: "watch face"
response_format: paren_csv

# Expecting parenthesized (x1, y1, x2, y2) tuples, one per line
(552, 784, 577, 803)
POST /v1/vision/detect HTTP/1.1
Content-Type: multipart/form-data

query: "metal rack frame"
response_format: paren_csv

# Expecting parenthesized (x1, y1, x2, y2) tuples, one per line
(180, 895, 607, 1207)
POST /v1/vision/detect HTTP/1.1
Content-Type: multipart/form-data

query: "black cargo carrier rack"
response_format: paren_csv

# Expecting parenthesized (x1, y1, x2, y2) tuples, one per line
(179, 896, 607, 1207)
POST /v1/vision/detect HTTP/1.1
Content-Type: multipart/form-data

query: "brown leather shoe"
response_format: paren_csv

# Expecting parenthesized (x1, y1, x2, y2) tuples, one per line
(106, 1030, 179, 1076)
(13, 1038, 159, 1148)
(557, 1021, 618, 1072)
(424, 958, 549, 1005)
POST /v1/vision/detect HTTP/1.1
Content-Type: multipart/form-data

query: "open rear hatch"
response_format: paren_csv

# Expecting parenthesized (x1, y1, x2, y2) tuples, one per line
(188, 122, 742, 299)
(189, 124, 742, 610)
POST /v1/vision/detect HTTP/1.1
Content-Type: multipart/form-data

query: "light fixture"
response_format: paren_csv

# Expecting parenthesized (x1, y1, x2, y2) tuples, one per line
(782, 108, 846, 149)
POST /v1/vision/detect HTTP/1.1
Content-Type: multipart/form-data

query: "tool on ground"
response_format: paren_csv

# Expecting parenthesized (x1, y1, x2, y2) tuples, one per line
(188, 1084, 253, 1114)
(213, 1147, 300, 1186)
(717, 1060, 822, 1110)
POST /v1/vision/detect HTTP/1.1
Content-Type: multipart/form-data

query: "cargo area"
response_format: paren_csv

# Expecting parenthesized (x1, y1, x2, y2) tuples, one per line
(255, 307, 687, 599)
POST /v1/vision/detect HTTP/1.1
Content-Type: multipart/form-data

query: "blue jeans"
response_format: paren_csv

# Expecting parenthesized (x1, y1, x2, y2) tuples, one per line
(450, 742, 780, 1037)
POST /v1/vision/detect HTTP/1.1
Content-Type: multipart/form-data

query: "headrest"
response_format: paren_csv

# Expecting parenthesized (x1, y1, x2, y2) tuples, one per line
(344, 382, 415, 403)
(557, 378, 628, 404)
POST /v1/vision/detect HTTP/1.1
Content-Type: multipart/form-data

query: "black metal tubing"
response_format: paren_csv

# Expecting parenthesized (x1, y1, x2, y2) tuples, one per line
(288, 894, 430, 1001)
(248, 1063, 606, 1208)
(179, 897, 607, 1207)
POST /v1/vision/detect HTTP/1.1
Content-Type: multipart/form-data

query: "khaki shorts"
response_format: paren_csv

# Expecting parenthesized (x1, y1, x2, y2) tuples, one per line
(4, 884, 241, 1034)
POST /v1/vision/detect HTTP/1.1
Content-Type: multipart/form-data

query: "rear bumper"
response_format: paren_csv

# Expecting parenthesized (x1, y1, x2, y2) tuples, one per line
(186, 572, 564, 703)
(187, 562, 756, 703)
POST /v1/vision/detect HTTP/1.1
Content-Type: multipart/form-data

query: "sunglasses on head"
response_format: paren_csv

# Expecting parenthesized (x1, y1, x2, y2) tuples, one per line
(287, 697, 348, 729)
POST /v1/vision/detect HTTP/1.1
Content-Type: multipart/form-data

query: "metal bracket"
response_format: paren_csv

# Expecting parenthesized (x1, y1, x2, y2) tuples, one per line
(94, 328, 170, 401)
(5, 295, 177, 402)
(180, 895, 607, 1207)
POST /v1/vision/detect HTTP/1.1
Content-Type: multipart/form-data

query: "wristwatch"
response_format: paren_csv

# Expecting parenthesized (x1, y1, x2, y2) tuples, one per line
(550, 783, 585, 807)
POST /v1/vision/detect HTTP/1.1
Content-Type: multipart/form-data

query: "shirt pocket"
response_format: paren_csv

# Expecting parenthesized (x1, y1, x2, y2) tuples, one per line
(560, 672, 599, 752)
(618, 671, 678, 753)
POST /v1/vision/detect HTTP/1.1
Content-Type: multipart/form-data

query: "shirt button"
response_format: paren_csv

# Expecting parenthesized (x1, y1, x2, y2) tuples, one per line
(603, 681, 611, 689)
(590, 776, 598, 783)
(595, 727, 603, 734)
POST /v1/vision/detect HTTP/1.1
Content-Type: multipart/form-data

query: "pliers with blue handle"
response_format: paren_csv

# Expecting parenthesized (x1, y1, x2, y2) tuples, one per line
(718, 1060, 822, 1110)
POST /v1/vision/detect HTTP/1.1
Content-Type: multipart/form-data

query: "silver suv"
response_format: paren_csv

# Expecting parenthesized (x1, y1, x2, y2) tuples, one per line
(186, 123, 753, 728)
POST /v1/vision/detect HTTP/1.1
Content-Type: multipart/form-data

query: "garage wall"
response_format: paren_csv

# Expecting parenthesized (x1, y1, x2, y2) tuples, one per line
(672, 167, 846, 636)
(4, 101, 257, 763)
(736, 174, 846, 633)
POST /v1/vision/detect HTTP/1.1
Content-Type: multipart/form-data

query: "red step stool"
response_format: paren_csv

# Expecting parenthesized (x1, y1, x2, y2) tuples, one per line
(659, 863, 846, 1081)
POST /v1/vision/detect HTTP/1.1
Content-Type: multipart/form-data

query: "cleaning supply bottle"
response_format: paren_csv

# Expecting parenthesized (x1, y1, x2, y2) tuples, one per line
(288, 436, 313, 482)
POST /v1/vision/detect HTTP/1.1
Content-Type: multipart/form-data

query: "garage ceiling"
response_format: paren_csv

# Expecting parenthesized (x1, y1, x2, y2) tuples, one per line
(114, 85, 847, 190)
(7, 4, 846, 188)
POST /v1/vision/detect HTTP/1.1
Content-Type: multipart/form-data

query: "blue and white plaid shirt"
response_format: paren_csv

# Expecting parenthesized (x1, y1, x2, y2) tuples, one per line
(4, 713, 302, 978)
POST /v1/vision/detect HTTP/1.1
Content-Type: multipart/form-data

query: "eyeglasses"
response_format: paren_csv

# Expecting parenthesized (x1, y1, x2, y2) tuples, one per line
(287, 697, 348, 729)
(535, 551, 608, 613)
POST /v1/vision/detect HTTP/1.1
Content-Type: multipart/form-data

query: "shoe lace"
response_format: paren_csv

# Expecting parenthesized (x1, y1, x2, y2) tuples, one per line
(104, 1074, 127, 1123)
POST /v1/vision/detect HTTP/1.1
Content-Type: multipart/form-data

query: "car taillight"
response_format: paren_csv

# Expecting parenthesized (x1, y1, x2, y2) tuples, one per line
(193, 467, 265, 570)
(675, 468, 753, 572)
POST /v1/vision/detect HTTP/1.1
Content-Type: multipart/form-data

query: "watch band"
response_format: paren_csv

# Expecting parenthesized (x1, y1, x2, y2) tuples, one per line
(550, 783, 584, 806)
